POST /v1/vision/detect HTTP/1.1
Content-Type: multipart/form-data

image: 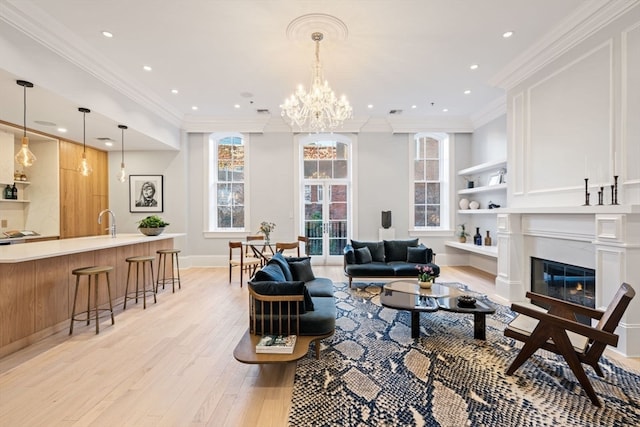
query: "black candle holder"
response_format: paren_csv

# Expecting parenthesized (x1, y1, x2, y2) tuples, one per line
(613, 175, 619, 205)
(611, 184, 615, 205)
(583, 178, 590, 206)
(598, 187, 603, 205)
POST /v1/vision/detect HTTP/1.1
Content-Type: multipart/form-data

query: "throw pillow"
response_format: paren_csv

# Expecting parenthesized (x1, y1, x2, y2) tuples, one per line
(355, 247, 373, 264)
(351, 240, 385, 262)
(407, 246, 428, 263)
(253, 263, 286, 282)
(384, 239, 419, 262)
(268, 252, 293, 281)
(289, 258, 316, 282)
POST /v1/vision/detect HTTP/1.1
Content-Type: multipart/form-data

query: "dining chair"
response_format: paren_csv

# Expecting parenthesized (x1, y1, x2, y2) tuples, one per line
(229, 241, 261, 287)
(276, 241, 300, 257)
(298, 235, 310, 256)
(246, 234, 273, 265)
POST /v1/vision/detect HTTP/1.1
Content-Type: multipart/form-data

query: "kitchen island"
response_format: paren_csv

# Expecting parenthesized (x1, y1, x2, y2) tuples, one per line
(0, 233, 182, 357)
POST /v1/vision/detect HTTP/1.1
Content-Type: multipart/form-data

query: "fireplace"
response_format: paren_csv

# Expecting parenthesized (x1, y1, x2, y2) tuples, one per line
(530, 257, 595, 325)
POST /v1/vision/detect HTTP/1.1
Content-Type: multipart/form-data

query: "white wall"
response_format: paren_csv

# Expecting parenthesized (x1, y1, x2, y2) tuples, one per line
(507, 7, 640, 208)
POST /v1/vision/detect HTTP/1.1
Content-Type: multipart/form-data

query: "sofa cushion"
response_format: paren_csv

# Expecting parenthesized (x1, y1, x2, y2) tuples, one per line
(355, 247, 373, 264)
(289, 258, 316, 282)
(269, 252, 293, 281)
(384, 239, 419, 262)
(305, 277, 334, 297)
(249, 281, 311, 313)
(389, 261, 440, 277)
(253, 263, 286, 282)
(345, 262, 395, 277)
(351, 240, 385, 262)
(407, 245, 428, 263)
(344, 245, 356, 264)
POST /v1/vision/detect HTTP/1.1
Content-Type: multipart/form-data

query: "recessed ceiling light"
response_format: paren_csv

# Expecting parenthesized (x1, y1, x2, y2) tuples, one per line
(470, 64, 479, 70)
(58, 128, 67, 133)
(102, 31, 113, 38)
(192, 106, 198, 110)
(464, 90, 471, 95)
(171, 89, 178, 94)
(503, 31, 514, 38)
(234, 104, 240, 109)
(442, 108, 449, 112)
(411, 105, 417, 109)
(367, 104, 373, 109)
(143, 65, 152, 71)
(104, 141, 113, 147)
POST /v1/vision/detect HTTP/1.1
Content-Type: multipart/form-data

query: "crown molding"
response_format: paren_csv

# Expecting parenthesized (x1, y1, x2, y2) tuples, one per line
(387, 115, 474, 134)
(471, 96, 506, 130)
(2, 1, 184, 128)
(490, 0, 638, 90)
(182, 115, 273, 133)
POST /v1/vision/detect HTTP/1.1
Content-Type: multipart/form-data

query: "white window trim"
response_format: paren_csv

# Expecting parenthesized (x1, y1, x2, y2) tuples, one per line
(203, 132, 251, 238)
(408, 132, 452, 235)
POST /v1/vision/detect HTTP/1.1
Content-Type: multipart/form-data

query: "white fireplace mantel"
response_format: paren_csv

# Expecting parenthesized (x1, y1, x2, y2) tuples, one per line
(496, 206, 640, 357)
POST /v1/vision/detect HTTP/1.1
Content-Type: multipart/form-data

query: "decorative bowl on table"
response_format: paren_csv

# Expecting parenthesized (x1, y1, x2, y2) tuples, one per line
(138, 227, 165, 236)
(457, 295, 477, 307)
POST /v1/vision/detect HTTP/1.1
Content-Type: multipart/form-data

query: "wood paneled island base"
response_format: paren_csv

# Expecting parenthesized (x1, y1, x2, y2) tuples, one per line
(0, 234, 180, 358)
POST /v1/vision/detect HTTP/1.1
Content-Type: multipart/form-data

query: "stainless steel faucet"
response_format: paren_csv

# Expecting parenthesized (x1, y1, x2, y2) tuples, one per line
(98, 209, 116, 237)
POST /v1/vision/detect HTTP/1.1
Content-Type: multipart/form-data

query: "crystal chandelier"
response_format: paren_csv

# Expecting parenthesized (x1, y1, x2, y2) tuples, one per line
(281, 32, 352, 132)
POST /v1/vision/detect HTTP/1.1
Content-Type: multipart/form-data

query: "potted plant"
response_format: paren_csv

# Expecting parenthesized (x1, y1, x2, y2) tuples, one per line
(137, 215, 170, 236)
(416, 265, 435, 289)
(457, 224, 470, 243)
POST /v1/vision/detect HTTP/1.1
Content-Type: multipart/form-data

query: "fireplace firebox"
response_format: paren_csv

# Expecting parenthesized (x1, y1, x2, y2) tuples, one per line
(530, 257, 595, 325)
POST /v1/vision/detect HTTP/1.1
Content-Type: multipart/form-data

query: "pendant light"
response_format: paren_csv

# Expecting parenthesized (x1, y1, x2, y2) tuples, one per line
(15, 80, 37, 167)
(78, 107, 92, 176)
(117, 124, 127, 182)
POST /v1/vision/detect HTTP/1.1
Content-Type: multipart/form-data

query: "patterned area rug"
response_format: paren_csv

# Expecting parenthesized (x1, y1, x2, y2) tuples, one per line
(289, 282, 640, 426)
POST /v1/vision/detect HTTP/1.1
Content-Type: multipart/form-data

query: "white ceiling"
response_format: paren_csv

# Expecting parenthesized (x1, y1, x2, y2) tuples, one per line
(0, 0, 613, 151)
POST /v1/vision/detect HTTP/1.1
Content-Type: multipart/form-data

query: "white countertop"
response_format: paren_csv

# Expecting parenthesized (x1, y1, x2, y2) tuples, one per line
(0, 233, 183, 263)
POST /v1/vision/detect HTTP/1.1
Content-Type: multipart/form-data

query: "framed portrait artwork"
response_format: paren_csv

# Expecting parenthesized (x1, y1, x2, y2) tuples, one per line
(488, 173, 502, 186)
(129, 175, 163, 213)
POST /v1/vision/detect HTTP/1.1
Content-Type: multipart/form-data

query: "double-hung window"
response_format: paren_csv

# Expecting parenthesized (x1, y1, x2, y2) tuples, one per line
(412, 133, 449, 230)
(209, 133, 246, 231)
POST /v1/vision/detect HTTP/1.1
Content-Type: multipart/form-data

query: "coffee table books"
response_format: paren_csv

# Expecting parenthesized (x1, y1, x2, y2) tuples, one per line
(255, 335, 297, 354)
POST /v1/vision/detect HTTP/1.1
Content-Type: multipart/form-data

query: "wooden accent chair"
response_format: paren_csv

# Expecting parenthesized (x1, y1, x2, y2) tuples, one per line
(228, 241, 261, 287)
(504, 283, 636, 406)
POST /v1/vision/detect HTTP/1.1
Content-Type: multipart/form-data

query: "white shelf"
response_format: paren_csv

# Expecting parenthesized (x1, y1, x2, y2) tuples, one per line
(445, 241, 498, 258)
(457, 159, 506, 176)
(457, 208, 505, 214)
(1, 181, 31, 186)
(0, 199, 30, 203)
(458, 183, 507, 195)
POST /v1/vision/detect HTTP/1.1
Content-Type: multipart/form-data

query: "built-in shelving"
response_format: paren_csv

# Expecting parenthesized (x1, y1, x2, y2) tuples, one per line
(457, 159, 506, 176)
(445, 241, 498, 258)
(457, 208, 504, 214)
(458, 183, 507, 195)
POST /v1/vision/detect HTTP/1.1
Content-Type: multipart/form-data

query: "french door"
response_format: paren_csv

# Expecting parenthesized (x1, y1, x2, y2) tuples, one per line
(303, 182, 349, 264)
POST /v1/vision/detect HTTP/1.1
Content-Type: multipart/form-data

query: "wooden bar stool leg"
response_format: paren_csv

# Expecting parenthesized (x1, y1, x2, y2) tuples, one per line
(137, 261, 144, 309)
(93, 274, 100, 334)
(124, 261, 132, 310)
(86, 275, 91, 326)
(106, 271, 115, 325)
(69, 275, 81, 335)
(174, 252, 181, 291)
(149, 260, 157, 304)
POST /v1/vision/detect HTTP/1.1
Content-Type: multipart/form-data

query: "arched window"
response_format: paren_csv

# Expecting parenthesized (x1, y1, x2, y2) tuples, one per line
(209, 132, 247, 230)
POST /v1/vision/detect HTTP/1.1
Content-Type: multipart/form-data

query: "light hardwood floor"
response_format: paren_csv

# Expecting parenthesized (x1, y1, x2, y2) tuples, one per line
(0, 266, 637, 426)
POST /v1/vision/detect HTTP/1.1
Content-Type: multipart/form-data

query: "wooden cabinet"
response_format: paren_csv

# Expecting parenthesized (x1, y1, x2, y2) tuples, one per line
(59, 140, 109, 238)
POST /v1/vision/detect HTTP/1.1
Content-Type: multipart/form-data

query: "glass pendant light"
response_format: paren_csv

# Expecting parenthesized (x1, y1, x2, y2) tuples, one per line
(78, 107, 92, 176)
(15, 80, 37, 167)
(117, 124, 127, 182)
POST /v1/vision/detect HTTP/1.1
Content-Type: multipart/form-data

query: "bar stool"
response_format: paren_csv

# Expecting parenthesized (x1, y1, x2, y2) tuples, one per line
(123, 255, 157, 309)
(69, 265, 115, 335)
(156, 249, 181, 293)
